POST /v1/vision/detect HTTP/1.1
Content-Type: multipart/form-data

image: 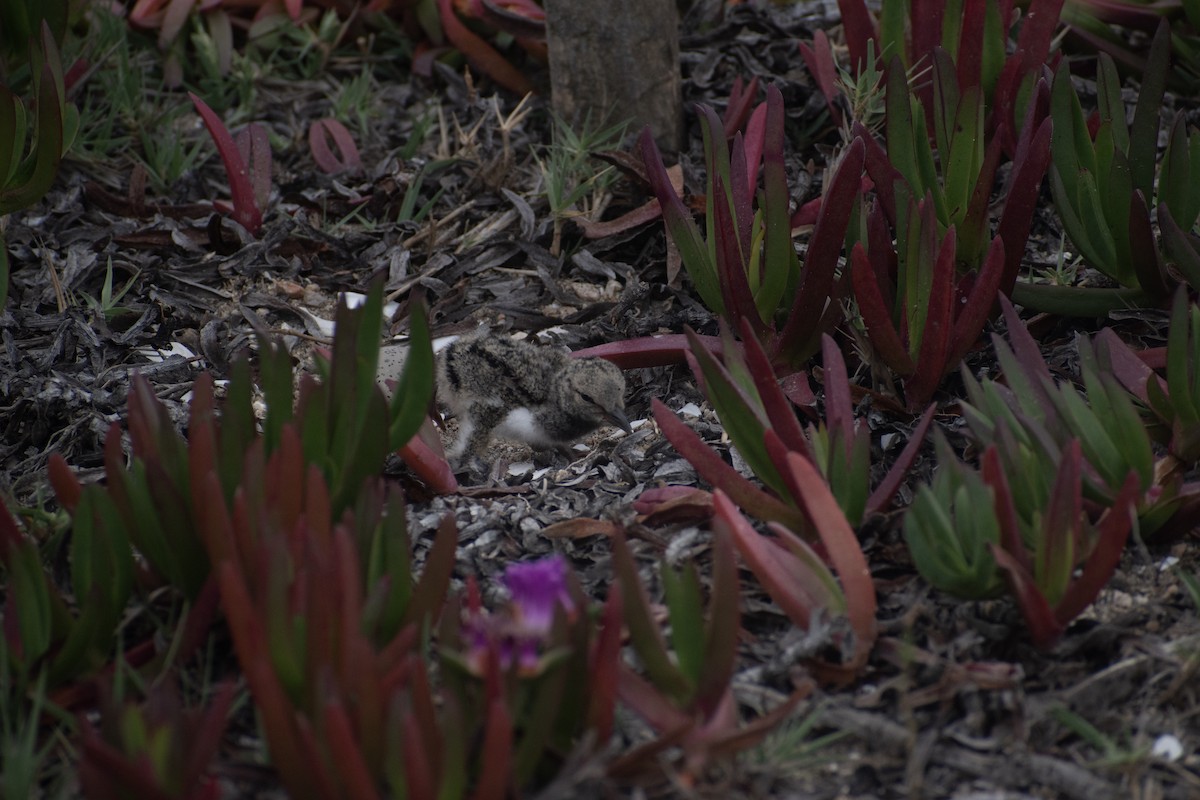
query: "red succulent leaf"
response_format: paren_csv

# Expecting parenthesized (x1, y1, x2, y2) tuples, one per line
(711, 167, 762, 332)
(998, 114, 1052, 294)
(397, 434, 459, 494)
(639, 126, 723, 312)
(837, 0, 879, 75)
(903, 226, 956, 410)
(616, 659, 695, 735)
(575, 197, 658, 239)
(909, 0, 944, 78)
(1055, 471, 1139, 625)
(723, 75, 761, 139)
(1038, 440, 1084, 606)
(790, 194, 822, 228)
(402, 513, 457, 629)
(322, 699, 381, 800)
(819, 334, 855, 441)
(470, 697, 514, 800)
(1158, 201, 1200, 288)
(633, 486, 714, 526)
(956, 0, 987, 91)
(865, 403, 935, 515)
(798, 31, 842, 126)
(402, 711, 437, 799)
(741, 101, 768, 198)
(739, 317, 810, 454)
(851, 243, 915, 374)
(701, 683, 810, 761)
(998, 295, 1056, 391)
(981, 447, 1032, 573)
(1016, 0, 1066, 70)
(781, 370, 817, 409)
(990, 544, 1064, 649)
(436, 0, 533, 94)
(47, 453, 81, 513)
(309, 118, 362, 174)
(713, 491, 836, 630)
(694, 524, 740, 716)
(855, 122, 901, 224)
(407, 658, 443, 772)
(78, 720, 175, 800)
(947, 236, 1006, 368)
(540, 517, 619, 539)
(587, 585, 623, 743)
(573, 331, 723, 369)
(234, 122, 271, 216)
(605, 721, 693, 781)
(188, 92, 263, 234)
(652, 399, 807, 530)
(187, 373, 219, 496)
(477, 0, 545, 38)
(783, 453, 877, 667)
(215, 561, 316, 797)
(575, 173, 679, 239)
(774, 137, 864, 362)
(173, 575, 222, 666)
(1094, 328, 1158, 404)
(1129, 190, 1168, 299)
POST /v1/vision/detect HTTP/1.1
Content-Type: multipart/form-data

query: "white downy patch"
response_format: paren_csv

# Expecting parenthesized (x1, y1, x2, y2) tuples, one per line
(450, 418, 475, 458)
(495, 407, 552, 448)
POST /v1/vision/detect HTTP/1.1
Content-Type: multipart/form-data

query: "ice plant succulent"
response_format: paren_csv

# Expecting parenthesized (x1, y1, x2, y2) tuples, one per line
(714, 453, 878, 683)
(434, 557, 623, 794)
(866, 51, 1052, 281)
(820, 0, 1063, 152)
(904, 435, 1008, 600)
(960, 297, 1162, 526)
(1038, 20, 1200, 309)
(651, 320, 932, 529)
(640, 83, 864, 367)
(849, 192, 1008, 411)
(1098, 287, 1200, 464)
(0, 488, 134, 689)
(42, 284, 440, 607)
(189, 92, 270, 235)
(906, 439, 1139, 649)
(1, 20, 77, 309)
(608, 525, 807, 782)
(843, 41, 1052, 408)
(78, 681, 236, 800)
(1061, 0, 1200, 94)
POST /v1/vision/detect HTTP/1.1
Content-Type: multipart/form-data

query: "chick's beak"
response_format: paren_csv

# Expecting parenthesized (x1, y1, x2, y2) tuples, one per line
(607, 407, 633, 434)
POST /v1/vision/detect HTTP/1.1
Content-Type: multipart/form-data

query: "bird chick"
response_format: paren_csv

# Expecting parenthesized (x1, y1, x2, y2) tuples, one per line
(435, 331, 631, 461)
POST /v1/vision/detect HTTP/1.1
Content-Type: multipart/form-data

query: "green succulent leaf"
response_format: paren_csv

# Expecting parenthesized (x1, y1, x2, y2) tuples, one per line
(1160, 117, 1200, 232)
(904, 437, 1004, 599)
(661, 562, 704, 689)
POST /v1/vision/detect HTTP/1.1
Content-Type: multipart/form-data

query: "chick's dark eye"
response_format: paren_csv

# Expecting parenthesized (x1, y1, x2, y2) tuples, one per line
(579, 392, 595, 405)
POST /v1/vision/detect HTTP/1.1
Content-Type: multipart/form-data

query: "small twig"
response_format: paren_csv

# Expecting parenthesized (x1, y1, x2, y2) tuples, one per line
(266, 327, 332, 346)
(402, 200, 475, 249)
(42, 246, 67, 313)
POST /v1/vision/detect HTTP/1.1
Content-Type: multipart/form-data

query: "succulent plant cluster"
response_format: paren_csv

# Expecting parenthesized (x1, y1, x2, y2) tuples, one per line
(4, 0, 1200, 795)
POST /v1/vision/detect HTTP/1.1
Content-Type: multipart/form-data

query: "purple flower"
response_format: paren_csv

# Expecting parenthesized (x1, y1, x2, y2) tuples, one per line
(502, 555, 575, 637)
(459, 556, 577, 678)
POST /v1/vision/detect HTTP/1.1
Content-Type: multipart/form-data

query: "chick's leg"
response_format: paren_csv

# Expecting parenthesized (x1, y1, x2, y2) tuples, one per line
(451, 402, 503, 464)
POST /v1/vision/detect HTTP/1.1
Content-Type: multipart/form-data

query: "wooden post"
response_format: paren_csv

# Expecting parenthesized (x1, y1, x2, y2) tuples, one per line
(543, 0, 682, 152)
